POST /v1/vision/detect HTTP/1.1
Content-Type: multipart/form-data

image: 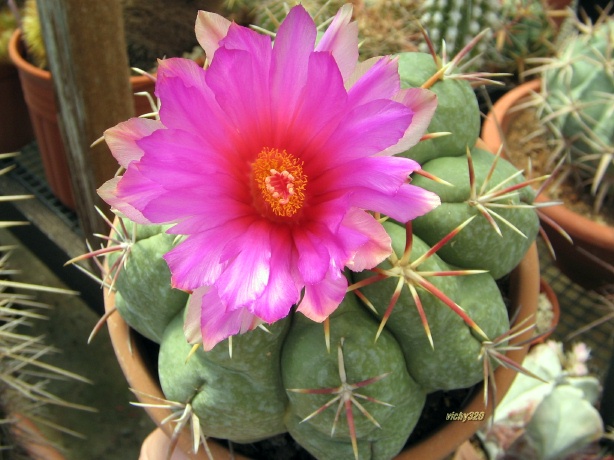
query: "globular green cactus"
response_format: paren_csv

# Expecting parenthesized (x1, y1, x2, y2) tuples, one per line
(93, 41, 544, 459)
(536, 18, 614, 212)
(492, 0, 560, 77)
(418, 0, 501, 67)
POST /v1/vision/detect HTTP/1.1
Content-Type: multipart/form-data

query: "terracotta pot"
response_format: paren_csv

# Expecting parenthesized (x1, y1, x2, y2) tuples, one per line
(105, 244, 540, 460)
(0, 61, 34, 153)
(482, 79, 614, 290)
(8, 29, 157, 210)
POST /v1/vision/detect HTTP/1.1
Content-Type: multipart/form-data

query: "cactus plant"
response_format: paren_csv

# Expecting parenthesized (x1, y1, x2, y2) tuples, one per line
(0, 153, 92, 456)
(75, 4, 546, 459)
(530, 15, 614, 213)
(0, 6, 18, 65)
(492, 0, 560, 77)
(478, 341, 604, 459)
(417, 0, 501, 68)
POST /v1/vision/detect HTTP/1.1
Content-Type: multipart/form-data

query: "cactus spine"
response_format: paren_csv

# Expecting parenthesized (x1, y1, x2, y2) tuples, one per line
(538, 18, 614, 212)
(418, 0, 501, 66)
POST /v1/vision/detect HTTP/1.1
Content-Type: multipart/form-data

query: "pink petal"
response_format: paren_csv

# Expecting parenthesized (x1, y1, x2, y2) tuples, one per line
(97, 177, 152, 225)
(215, 220, 272, 308)
(270, 5, 317, 131)
(103, 118, 162, 168)
(315, 4, 358, 81)
(297, 269, 348, 322)
(204, 23, 273, 144)
(155, 59, 237, 153)
(280, 51, 347, 157)
(313, 155, 420, 196)
(248, 227, 302, 323)
(350, 182, 441, 223)
(206, 47, 272, 148)
(112, 166, 168, 223)
(186, 286, 261, 351)
(135, 128, 240, 189)
(195, 11, 231, 63)
(339, 208, 392, 272)
(164, 216, 255, 291)
(347, 57, 400, 108)
(292, 225, 332, 285)
(319, 98, 412, 167)
(343, 57, 380, 90)
(382, 88, 438, 156)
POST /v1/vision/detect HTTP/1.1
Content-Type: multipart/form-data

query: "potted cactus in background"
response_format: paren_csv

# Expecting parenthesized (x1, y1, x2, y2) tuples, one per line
(72, 4, 548, 459)
(0, 153, 94, 459)
(8, 0, 224, 209)
(482, 11, 614, 290)
(476, 341, 604, 459)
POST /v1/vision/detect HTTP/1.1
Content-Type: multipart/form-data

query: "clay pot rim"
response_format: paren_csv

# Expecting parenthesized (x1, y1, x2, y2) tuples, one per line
(8, 28, 156, 86)
(481, 78, 614, 250)
(104, 243, 540, 460)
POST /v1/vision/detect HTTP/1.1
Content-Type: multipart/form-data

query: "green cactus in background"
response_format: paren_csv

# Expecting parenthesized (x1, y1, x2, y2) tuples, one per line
(21, 0, 46, 69)
(535, 17, 614, 212)
(0, 153, 92, 456)
(0, 7, 18, 64)
(418, 0, 501, 67)
(230, 0, 422, 60)
(492, 0, 560, 77)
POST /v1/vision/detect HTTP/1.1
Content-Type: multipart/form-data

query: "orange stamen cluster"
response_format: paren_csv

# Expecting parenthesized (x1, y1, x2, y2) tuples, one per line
(252, 148, 307, 217)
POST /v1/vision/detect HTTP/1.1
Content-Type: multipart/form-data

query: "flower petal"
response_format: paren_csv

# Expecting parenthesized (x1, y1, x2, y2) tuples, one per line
(103, 118, 162, 168)
(297, 269, 348, 322)
(347, 57, 400, 108)
(319, 98, 413, 166)
(186, 286, 261, 351)
(339, 208, 392, 272)
(97, 177, 152, 225)
(164, 217, 254, 291)
(195, 11, 231, 63)
(315, 4, 358, 81)
(249, 227, 302, 323)
(281, 51, 347, 157)
(313, 155, 420, 196)
(350, 182, 441, 223)
(270, 5, 317, 133)
(382, 87, 438, 156)
(155, 59, 237, 153)
(206, 48, 272, 148)
(216, 220, 272, 308)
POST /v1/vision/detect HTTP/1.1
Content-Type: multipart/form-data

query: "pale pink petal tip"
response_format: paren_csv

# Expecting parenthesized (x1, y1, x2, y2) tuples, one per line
(342, 209, 392, 272)
(383, 88, 438, 156)
(187, 287, 262, 351)
(97, 178, 152, 225)
(297, 270, 348, 322)
(195, 10, 232, 64)
(104, 118, 161, 168)
(315, 3, 358, 81)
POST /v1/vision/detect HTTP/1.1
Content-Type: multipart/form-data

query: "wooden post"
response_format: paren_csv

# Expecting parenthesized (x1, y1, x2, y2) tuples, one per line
(36, 0, 134, 237)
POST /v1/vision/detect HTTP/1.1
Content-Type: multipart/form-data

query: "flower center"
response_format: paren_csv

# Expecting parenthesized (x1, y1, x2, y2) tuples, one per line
(252, 148, 307, 217)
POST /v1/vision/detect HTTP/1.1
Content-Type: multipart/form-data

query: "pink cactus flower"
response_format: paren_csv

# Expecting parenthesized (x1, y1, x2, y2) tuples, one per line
(99, 4, 440, 350)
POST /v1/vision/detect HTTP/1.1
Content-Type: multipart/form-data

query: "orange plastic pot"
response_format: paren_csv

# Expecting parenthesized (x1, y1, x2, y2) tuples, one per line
(8, 29, 157, 210)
